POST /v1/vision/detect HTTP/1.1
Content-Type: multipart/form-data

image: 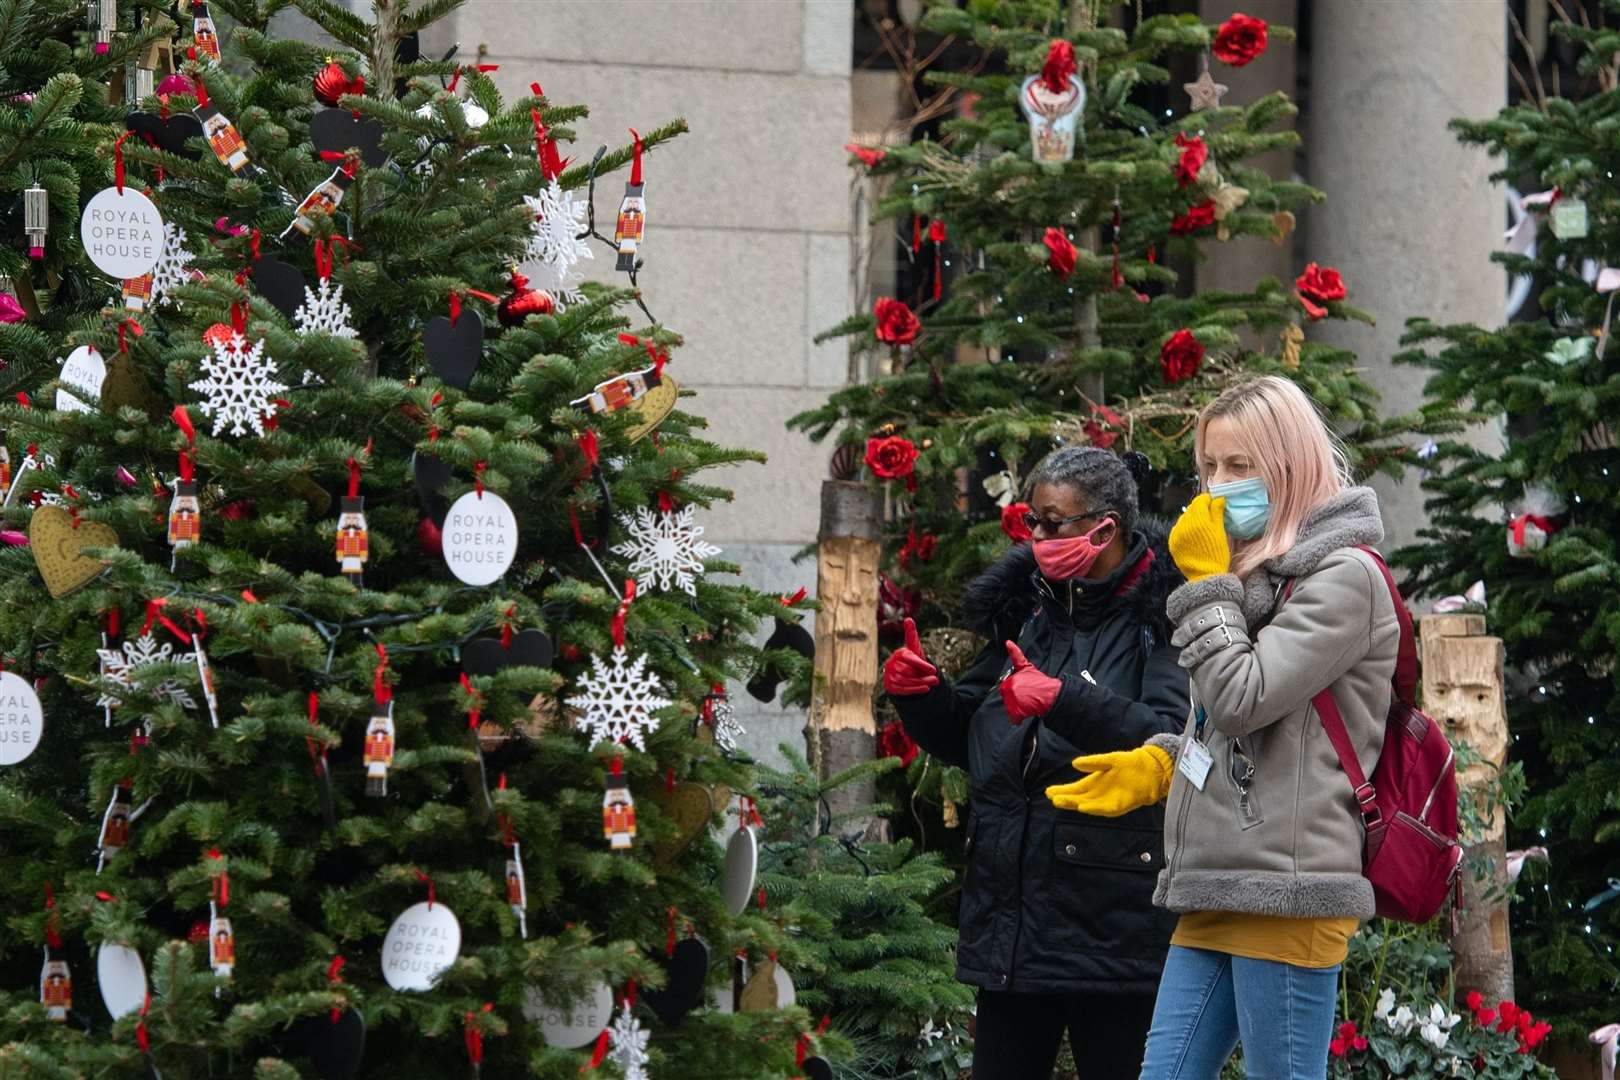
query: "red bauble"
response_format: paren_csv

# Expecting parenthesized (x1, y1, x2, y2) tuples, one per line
(313, 61, 362, 107)
(417, 517, 442, 557)
(203, 323, 235, 348)
(156, 72, 196, 98)
(496, 271, 555, 327)
(187, 918, 210, 943)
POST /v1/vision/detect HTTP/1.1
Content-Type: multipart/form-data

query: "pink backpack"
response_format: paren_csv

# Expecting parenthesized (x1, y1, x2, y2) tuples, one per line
(1291, 546, 1464, 924)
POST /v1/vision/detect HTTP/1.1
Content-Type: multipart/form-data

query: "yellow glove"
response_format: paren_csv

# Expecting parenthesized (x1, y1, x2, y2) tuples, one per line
(1169, 493, 1231, 582)
(1046, 745, 1174, 817)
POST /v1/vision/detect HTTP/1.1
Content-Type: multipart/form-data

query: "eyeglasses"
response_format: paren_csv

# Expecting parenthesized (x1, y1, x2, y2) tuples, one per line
(1022, 509, 1106, 536)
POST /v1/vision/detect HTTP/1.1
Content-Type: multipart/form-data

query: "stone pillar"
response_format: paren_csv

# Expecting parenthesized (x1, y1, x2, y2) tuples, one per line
(1195, 0, 1297, 299)
(1305, 4, 1505, 551)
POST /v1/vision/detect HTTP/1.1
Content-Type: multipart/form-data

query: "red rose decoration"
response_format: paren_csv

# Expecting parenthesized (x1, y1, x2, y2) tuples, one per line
(865, 435, 919, 480)
(1171, 199, 1217, 236)
(899, 528, 938, 568)
(1160, 329, 1203, 384)
(1294, 262, 1347, 320)
(843, 142, 886, 168)
(1174, 132, 1207, 188)
(1083, 404, 1123, 450)
(1213, 13, 1269, 67)
(877, 719, 919, 768)
(1001, 502, 1033, 542)
(1043, 227, 1077, 278)
(878, 575, 922, 638)
(873, 297, 921, 345)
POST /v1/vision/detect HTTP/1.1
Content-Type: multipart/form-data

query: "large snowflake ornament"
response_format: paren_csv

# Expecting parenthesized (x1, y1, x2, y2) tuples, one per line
(524, 179, 592, 274)
(611, 506, 721, 596)
(524, 260, 585, 312)
(607, 1003, 650, 1080)
(150, 223, 196, 308)
(188, 333, 289, 437)
(566, 645, 672, 752)
(97, 633, 197, 711)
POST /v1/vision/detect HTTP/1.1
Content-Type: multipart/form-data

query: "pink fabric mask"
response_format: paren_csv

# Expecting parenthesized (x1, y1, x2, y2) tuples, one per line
(1032, 520, 1114, 581)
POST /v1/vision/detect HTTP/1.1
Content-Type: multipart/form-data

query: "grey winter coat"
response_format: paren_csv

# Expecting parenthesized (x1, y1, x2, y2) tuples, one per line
(1149, 488, 1400, 920)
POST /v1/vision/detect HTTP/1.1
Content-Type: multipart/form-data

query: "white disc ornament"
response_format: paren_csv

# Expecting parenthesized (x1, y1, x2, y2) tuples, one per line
(81, 186, 164, 279)
(524, 980, 614, 1049)
(57, 345, 107, 413)
(0, 669, 45, 765)
(380, 901, 461, 991)
(721, 825, 759, 915)
(97, 942, 147, 1019)
(442, 489, 518, 586)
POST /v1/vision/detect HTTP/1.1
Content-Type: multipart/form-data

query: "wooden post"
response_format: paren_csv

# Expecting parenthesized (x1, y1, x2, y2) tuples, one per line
(1420, 612, 1513, 1004)
(809, 480, 883, 826)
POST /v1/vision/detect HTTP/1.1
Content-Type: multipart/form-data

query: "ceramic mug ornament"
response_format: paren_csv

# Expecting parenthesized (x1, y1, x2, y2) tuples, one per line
(1019, 74, 1085, 163)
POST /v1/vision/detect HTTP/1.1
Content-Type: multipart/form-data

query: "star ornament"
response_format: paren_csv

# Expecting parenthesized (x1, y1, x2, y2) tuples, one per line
(1184, 68, 1228, 112)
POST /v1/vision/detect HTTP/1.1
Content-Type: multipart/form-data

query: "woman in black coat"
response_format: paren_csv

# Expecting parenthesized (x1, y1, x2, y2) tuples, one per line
(884, 447, 1188, 1080)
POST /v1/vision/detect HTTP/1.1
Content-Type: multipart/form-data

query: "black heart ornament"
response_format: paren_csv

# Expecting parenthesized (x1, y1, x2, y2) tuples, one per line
(300, 1007, 366, 1080)
(310, 108, 388, 169)
(423, 309, 484, 390)
(642, 938, 708, 1026)
(252, 257, 307, 320)
(746, 616, 816, 703)
(463, 629, 555, 676)
(410, 451, 454, 525)
(126, 112, 205, 158)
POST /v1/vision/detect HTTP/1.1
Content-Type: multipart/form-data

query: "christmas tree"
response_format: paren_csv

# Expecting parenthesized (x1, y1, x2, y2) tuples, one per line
(0, 0, 176, 387)
(792, 1, 1421, 846)
(1395, 14, 1620, 1034)
(0, 1, 834, 1076)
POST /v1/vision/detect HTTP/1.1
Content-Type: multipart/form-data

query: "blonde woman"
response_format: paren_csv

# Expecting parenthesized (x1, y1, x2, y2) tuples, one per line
(1045, 377, 1400, 1079)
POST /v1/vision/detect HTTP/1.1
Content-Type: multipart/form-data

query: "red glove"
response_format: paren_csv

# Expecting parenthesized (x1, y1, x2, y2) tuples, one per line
(883, 618, 939, 697)
(1000, 641, 1061, 724)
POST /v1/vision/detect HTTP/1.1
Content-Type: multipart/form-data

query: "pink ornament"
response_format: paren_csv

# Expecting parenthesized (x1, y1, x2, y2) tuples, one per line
(0, 530, 29, 546)
(0, 294, 25, 323)
(157, 73, 196, 97)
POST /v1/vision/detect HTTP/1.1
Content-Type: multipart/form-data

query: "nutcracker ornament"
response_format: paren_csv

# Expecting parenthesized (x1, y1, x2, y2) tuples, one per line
(613, 130, 646, 273)
(189, 0, 221, 62)
(603, 757, 635, 850)
(336, 455, 368, 585)
(40, 954, 71, 1021)
(1020, 40, 1085, 163)
(285, 158, 356, 238)
(122, 271, 155, 311)
(194, 80, 250, 173)
(209, 910, 234, 978)
(505, 847, 528, 937)
(97, 781, 134, 871)
(169, 409, 200, 568)
(363, 702, 394, 797)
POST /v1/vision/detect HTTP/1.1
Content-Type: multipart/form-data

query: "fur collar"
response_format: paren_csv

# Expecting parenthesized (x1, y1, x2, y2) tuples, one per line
(1236, 487, 1385, 624)
(960, 517, 1181, 640)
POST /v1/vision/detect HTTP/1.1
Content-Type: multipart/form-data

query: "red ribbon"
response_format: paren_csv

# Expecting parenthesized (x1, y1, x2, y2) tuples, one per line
(739, 795, 764, 830)
(136, 992, 151, 1053)
(104, 607, 120, 637)
(43, 883, 61, 948)
(415, 868, 436, 909)
(446, 63, 499, 93)
(780, 587, 807, 607)
(912, 215, 922, 254)
(327, 955, 345, 1024)
(119, 317, 143, 355)
(373, 643, 392, 704)
(464, 1002, 493, 1066)
(229, 299, 248, 335)
(448, 291, 462, 327)
(460, 672, 482, 730)
(473, 460, 487, 497)
(530, 82, 569, 181)
(317, 150, 359, 178)
(665, 767, 675, 794)
(657, 490, 675, 515)
(346, 455, 361, 499)
(666, 905, 678, 957)
(307, 691, 325, 770)
(194, 76, 210, 109)
(207, 848, 229, 909)
(628, 128, 643, 186)
(142, 598, 192, 645)
(576, 429, 599, 470)
(582, 1028, 610, 1070)
(929, 220, 946, 302)
(1110, 201, 1124, 290)
(1510, 514, 1557, 547)
(611, 579, 636, 648)
(568, 503, 586, 548)
(314, 238, 334, 282)
(249, 228, 261, 262)
(501, 606, 515, 649)
(15, 392, 29, 409)
(113, 131, 132, 193)
(617, 333, 668, 378)
(1041, 39, 1077, 93)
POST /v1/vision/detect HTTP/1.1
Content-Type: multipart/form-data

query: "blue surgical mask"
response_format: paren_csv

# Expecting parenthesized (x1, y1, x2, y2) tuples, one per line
(1209, 476, 1271, 540)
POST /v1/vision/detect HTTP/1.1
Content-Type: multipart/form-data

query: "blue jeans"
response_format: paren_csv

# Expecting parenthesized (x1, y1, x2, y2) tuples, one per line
(1139, 946, 1341, 1080)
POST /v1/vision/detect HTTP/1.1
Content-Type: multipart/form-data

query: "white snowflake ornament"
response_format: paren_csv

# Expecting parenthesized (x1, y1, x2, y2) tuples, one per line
(150, 223, 196, 308)
(607, 1003, 650, 1080)
(97, 633, 197, 711)
(524, 260, 585, 312)
(188, 333, 289, 437)
(611, 506, 721, 596)
(293, 279, 358, 340)
(567, 645, 672, 752)
(524, 179, 592, 274)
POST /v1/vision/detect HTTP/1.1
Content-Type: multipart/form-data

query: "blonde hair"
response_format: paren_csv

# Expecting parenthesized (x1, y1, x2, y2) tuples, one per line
(1194, 376, 1354, 579)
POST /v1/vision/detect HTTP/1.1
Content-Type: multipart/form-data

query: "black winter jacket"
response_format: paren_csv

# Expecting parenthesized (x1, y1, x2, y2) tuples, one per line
(894, 525, 1189, 996)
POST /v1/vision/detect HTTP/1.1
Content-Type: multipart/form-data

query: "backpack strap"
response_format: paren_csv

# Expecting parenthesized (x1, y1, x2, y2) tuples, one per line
(1352, 545, 1417, 707)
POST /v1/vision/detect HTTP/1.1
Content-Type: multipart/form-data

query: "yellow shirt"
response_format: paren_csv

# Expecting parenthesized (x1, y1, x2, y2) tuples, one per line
(1170, 912, 1359, 969)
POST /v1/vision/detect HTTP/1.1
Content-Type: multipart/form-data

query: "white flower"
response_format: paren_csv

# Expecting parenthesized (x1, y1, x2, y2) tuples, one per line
(1420, 1021, 1450, 1049)
(1389, 1004, 1416, 1036)
(1375, 988, 1396, 1020)
(1429, 1002, 1462, 1030)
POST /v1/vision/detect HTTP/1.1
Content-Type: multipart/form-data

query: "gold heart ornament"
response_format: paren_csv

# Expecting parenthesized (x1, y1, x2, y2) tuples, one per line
(30, 507, 118, 598)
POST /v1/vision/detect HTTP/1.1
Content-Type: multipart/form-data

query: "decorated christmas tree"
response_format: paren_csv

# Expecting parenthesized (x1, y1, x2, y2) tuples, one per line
(0, 1, 835, 1076)
(1395, 14, 1620, 1034)
(792, 0, 1424, 846)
